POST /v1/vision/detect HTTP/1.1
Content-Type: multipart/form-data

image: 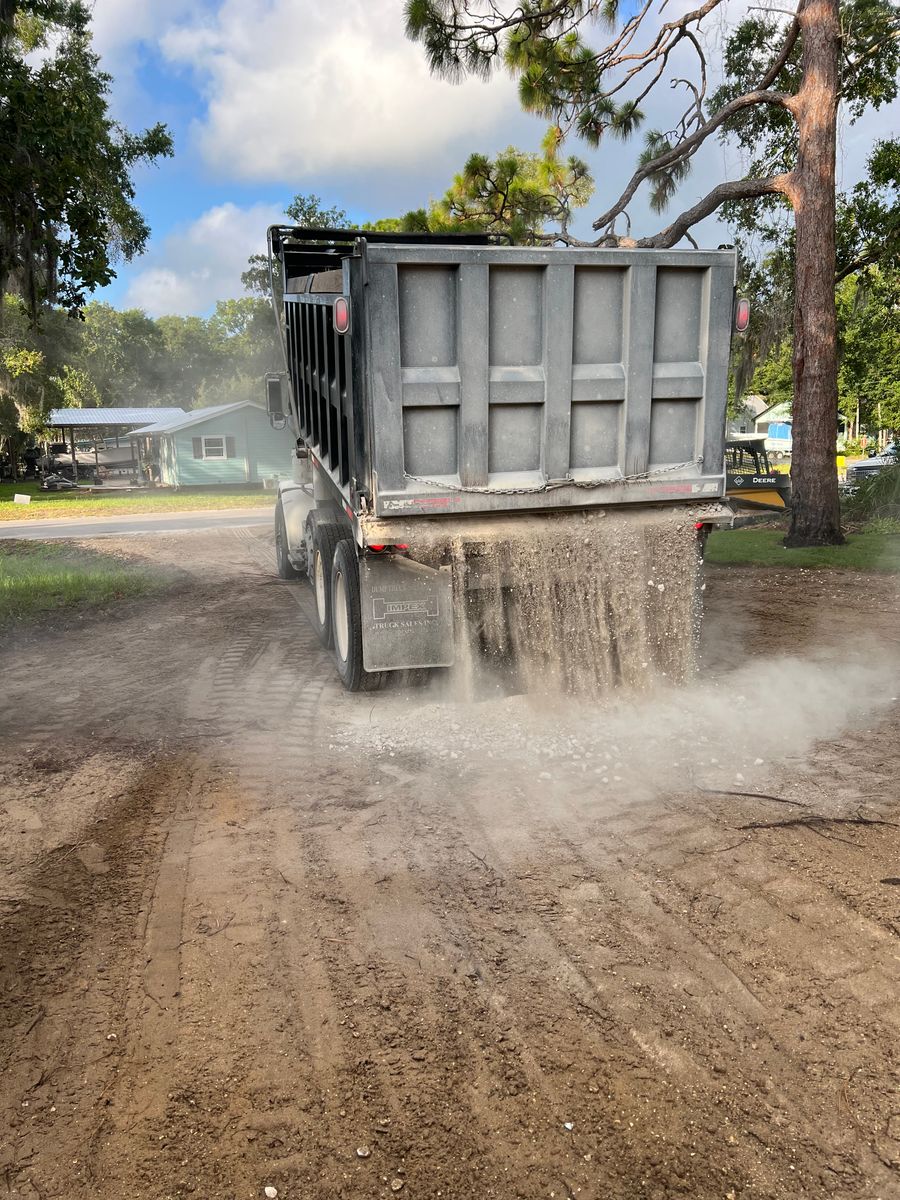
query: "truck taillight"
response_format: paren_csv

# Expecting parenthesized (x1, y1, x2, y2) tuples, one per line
(734, 297, 750, 333)
(334, 296, 351, 335)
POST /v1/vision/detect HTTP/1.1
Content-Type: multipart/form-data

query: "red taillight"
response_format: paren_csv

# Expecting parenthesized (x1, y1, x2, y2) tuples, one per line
(694, 522, 705, 530)
(734, 297, 750, 333)
(394, 544, 409, 551)
(334, 296, 351, 335)
(368, 544, 385, 553)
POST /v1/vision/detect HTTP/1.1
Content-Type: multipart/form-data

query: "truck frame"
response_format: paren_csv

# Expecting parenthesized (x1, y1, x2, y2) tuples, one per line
(265, 226, 735, 691)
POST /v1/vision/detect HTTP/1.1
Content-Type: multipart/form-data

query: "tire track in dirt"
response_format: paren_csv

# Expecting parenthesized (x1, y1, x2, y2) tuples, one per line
(395, 770, 766, 1197)
(264, 800, 496, 1191)
(112, 771, 207, 1126)
(489, 765, 900, 1195)
(276, 752, 733, 1199)
(228, 751, 596, 1196)
(0, 755, 195, 1199)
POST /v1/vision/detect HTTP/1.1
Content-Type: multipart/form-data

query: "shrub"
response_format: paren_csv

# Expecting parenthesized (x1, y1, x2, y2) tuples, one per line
(845, 462, 900, 522)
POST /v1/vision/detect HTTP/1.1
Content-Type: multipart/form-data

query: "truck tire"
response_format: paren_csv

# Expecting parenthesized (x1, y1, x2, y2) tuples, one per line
(275, 497, 302, 580)
(308, 517, 344, 647)
(330, 540, 385, 692)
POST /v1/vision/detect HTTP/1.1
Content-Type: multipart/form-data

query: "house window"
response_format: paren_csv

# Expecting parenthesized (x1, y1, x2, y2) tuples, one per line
(192, 434, 236, 460)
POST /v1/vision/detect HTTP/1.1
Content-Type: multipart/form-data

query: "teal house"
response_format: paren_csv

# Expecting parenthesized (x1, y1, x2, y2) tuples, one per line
(132, 401, 291, 487)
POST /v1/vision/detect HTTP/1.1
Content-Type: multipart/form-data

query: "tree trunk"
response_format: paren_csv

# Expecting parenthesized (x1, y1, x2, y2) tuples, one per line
(786, 0, 843, 546)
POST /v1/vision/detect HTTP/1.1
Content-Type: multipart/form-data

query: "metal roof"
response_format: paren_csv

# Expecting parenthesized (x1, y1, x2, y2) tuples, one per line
(130, 401, 266, 436)
(48, 407, 186, 428)
(754, 400, 792, 424)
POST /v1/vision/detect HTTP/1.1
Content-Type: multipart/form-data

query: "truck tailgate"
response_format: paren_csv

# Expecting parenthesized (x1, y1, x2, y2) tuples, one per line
(364, 245, 734, 518)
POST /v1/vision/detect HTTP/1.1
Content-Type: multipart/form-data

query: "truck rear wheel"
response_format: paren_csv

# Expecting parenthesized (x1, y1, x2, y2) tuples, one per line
(331, 540, 385, 692)
(308, 517, 344, 647)
(275, 498, 302, 580)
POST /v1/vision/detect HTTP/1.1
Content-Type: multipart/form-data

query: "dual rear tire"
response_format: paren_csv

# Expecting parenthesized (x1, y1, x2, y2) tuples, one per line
(307, 517, 384, 692)
(308, 517, 344, 646)
(330, 541, 385, 692)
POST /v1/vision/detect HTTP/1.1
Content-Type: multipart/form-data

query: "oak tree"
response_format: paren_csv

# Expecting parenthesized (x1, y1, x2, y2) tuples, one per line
(0, 0, 172, 321)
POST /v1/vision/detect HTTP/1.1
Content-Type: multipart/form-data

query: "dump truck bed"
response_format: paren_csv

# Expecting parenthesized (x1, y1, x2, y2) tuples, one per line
(278, 232, 736, 524)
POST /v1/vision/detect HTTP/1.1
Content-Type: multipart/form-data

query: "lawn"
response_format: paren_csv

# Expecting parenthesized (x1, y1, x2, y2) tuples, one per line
(0, 540, 165, 625)
(0, 481, 274, 521)
(706, 527, 900, 572)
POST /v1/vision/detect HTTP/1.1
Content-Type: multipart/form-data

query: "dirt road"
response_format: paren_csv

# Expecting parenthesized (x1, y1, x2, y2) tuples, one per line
(1, 530, 899, 1200)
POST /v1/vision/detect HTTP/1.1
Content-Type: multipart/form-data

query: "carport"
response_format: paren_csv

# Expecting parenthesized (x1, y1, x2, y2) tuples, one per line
(47, 408, 186, 484)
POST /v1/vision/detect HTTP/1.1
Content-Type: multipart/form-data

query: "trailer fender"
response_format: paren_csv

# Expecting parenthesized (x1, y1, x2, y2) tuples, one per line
(277, 480, 314, 563)
(360, 555, 454, 672)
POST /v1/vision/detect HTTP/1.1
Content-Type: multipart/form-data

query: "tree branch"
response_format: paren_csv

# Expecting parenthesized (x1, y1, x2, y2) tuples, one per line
(591, 90, 791, 232)
(758, 8, 802, 89)
(834, 244, 897, 283)
(603, 0, 727, 70)
(588, 3, 800, 236)
(635, 174, 791, 247)
(844, 27, 900, 77)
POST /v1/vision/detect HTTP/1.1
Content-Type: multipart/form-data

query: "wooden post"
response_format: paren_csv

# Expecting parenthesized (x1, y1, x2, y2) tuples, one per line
(70, 426, 78, 484)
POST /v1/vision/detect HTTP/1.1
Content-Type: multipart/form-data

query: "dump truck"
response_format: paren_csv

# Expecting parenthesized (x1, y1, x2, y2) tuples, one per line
(264, 226, 736, 692)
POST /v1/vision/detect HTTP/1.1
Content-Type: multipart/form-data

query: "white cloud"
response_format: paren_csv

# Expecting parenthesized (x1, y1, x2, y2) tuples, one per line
(159, 0, 521, 180)
(123, 201, 283, 316)
(98, 0, 900, 316)
(89, 0, 201, 63)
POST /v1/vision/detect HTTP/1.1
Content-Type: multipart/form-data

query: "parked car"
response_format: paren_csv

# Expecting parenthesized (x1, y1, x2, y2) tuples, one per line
(846, 442, 899, 485)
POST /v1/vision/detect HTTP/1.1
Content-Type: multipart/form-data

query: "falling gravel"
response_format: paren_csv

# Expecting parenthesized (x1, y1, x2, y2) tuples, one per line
(413, 507, 704, 698)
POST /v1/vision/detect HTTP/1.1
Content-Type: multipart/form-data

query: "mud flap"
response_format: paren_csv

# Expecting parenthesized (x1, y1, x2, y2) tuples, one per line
(360, 555, 454, 671)
(277, 481, 314, 562)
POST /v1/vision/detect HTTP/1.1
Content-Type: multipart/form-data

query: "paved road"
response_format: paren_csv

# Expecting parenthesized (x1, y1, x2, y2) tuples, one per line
(0, 506, 275, 539)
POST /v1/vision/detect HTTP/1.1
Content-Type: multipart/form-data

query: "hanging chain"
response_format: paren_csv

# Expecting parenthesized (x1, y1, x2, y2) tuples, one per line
(402, 458, 703, 497)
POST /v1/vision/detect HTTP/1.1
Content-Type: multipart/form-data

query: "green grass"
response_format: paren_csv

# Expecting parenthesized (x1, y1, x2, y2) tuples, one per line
(0, 540, 164, 625)
(706, 527, 900, 573)
(0, 481, 274, 521)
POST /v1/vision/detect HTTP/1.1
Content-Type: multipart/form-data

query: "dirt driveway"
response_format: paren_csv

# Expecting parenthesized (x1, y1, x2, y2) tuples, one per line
(1, 529, 898, 1200)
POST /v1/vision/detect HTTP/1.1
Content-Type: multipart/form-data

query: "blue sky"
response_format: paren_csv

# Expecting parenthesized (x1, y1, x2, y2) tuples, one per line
(91, 0, 899, 317)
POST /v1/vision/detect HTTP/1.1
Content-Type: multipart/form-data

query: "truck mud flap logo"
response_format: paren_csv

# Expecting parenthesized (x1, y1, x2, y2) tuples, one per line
(360, 557, 454, 670)
(372, 596, 439, 621)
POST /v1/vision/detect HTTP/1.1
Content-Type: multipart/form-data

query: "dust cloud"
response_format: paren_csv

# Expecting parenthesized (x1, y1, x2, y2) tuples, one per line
(342, 506, 899, 802)
(339, 654, 897, 805)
